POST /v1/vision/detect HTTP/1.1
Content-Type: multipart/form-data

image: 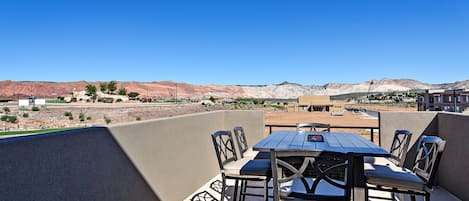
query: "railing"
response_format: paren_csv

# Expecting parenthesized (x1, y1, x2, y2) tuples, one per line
(265, 124, 380, 145)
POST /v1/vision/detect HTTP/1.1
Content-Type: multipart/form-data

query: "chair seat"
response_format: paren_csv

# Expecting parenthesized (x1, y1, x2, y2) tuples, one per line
(224, 158, 271, 178)
(244, 147, 271, 160)
(364, 156, 397, 166)
(365, 162, 426, 192)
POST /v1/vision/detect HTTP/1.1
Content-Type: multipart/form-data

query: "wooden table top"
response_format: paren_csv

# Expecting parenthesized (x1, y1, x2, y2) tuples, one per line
(253, 130, 390, 157)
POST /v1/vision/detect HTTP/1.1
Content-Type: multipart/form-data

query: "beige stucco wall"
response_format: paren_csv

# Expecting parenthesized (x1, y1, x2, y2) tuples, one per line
(0, 110, 265, 201)
(298, 95, 331, 106)
(108, 110, 265, 201)
(379, 111, 469, 200)
(436, 112, 469, 201)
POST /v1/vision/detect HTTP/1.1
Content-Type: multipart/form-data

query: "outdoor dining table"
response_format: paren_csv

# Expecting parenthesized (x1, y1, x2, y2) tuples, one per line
(253, 130, 390, 201)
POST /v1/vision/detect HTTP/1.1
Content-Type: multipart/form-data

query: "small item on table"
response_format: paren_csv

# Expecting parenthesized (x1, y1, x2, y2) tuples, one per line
(307, 134, 324, 142)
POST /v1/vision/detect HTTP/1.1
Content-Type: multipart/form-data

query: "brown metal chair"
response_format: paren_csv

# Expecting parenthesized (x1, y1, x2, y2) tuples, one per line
(270, 149, 352, 201)
(365, 135, 446, 201)
(296, 123, 331, 132)
(211, 130, 271, 201)
(233, 126, 270, 160)
(364, 130, 413, 167)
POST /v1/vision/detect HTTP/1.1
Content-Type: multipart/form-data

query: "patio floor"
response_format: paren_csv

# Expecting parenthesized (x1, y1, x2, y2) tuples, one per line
(186, 174, 461, 201)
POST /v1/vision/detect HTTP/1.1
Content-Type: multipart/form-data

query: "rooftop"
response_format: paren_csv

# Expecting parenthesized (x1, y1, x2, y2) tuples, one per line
(0, 110, 466, 201)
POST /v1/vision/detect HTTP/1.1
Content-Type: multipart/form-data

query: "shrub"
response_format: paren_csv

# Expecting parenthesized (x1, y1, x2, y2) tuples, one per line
(7, 116, 17, 123)
(79, 113, 85, 120)
(116, 98, 122, 102)
(64, 111, 72, 117)
(136, 116, 141, 121)
(3, 107, 10, 113)
(0, 115, 7, 121)
(22, 113, 29, 118)
(32, 106, 40, 111)
(86, 116, 92, 120)
(68, 116, 74, 120)
(104, 116, 112, 124)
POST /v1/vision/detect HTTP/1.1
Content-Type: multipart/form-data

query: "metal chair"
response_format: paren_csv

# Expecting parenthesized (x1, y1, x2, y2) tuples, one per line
(211, 130, 271, 201)
(233, 126, 270, 160)
(296, 123, 331, 132)
(365, 135, 446, 201)
(364, 130, 413, 167)
(270, 149, 352, 201)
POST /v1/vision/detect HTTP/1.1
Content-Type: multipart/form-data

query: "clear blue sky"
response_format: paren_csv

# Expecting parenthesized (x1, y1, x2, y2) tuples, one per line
(0, 0, 467, 85)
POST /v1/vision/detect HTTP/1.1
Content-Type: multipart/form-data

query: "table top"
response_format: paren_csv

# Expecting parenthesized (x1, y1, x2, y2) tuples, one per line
(253, 130, 390, 157)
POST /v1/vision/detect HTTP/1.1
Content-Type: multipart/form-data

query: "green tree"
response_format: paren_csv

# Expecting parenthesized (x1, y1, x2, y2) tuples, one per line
(3, 107, 10, 114)
(209, 96, 216, 103)
(118, 87, 127, 96)
(100, 82, 108, 93)
(107, 81, 117, 94)
(128, 92, 139, 98)
(85, 84, 97, 102)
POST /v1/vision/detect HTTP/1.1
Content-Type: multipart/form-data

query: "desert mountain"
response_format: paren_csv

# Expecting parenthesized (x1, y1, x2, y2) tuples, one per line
(0, 79, 468, 99)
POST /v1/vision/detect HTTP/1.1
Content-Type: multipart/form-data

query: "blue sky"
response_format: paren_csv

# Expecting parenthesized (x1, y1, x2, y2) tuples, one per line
(0, 0, 467, 85)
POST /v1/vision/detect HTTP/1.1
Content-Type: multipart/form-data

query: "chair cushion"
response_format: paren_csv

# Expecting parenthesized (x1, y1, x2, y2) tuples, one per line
(254, 151, 271, 160)
(365, 162, 426, 192)
(364, 156, 395, 166)
(224, 158, 271, 177)
(243, 147, 271, 160)
(240, 159, 271, 177)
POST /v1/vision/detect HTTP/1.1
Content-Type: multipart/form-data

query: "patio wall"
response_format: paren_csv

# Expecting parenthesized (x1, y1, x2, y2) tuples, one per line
(436, 112, 469, 201)
(379, 111, 468, 200)
(108, 110, 265, 200)
(0, 110, 265, 201)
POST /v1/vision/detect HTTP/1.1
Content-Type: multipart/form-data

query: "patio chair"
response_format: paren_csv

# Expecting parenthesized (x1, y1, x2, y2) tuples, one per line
(364, 130, 412, 167)
(211, 130, 271, 201)
(270, 149, 352, 201)
(296, 123, 331, 132)
(233, 126, 270, 160)
(365, 135, 446, 201)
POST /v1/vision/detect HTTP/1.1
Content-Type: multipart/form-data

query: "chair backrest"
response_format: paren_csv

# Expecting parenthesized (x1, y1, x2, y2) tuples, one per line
(233, 126, 249, 158)
(412, 135, 446, 189)
(389, 130, 413, 166)
(270, 150, 351, 201)
(296, 123, 331, 132)
(211, 130, 238, 171)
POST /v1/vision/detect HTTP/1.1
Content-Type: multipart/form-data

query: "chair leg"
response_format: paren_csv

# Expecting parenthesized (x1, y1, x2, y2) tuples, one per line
(221, 177, 226, 201)
(233, 179, 239, 201)
(239, 180, 245, 201)
(425, 192, 431, 201)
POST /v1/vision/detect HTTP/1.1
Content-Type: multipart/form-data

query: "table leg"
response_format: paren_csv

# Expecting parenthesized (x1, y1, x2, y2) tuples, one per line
(351, 155, 366, 201)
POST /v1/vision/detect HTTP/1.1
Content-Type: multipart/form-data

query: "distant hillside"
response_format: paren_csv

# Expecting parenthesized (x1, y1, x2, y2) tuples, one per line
(0, 79, 468, 99)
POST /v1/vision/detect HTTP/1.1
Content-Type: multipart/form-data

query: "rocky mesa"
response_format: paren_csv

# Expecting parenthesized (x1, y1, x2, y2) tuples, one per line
(0, 78, 468, 99)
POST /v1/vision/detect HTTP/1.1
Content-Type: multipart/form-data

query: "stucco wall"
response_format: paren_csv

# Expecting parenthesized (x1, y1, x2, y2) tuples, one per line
(108, 110, 264, 201)
(0, 110, 265, 201)
(379, 111, 438, 168)
(0, 127, 160, 201)
(379, 111, 469, 200)
(436, 112, 469, 201)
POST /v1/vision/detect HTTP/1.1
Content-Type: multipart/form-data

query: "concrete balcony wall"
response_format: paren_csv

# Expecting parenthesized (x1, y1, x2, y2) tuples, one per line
(436, 112, 469, 201)
(107, 110, 265, 201)
(379, 111, 468, 200)
(379, 112, 438, 168)
(0, 110, 265, 201)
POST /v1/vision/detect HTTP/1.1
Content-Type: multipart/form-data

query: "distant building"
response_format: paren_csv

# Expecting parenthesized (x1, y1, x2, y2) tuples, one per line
(296, 95, 344, 114)
(418, 89, 469, 112)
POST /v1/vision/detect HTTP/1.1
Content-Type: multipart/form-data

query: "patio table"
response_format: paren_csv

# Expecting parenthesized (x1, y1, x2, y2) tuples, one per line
(253, 130, 390, 201)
